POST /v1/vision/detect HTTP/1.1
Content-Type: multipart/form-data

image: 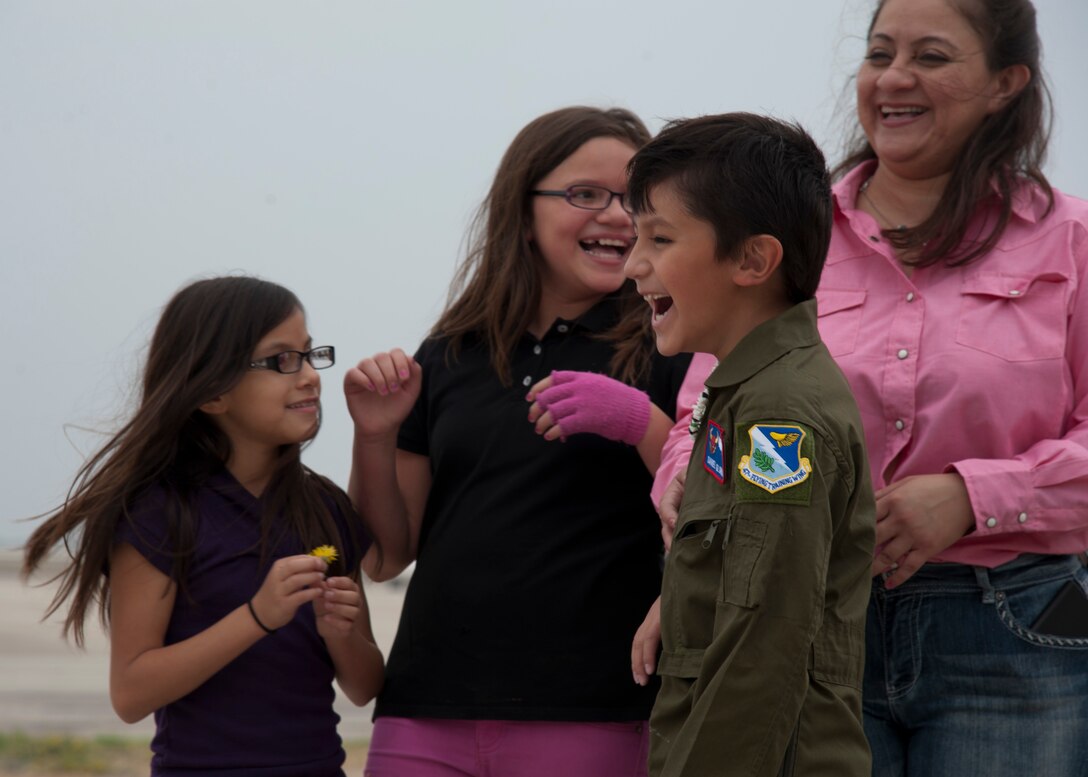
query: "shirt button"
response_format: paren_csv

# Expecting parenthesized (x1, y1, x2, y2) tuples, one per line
(522, 375, 532, 387)
(1009, 289, 1021, 296)
(897, 348, 909, 360)
(533, 345, 542, 355)
(906, 292, 915, 302)
(894, 419, 905, 431)
(557, 324, 569, 333)
(985, 517, 998, 528)
(1017, 512, 1028, 523)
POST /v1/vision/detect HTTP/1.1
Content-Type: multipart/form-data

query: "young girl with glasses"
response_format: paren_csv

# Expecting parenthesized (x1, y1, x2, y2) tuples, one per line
(345, 106, 691, 777)
(23, 275, 383, 776)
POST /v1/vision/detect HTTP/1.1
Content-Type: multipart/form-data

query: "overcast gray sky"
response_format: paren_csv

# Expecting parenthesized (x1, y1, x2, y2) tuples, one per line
(4, 0, 1087, 547)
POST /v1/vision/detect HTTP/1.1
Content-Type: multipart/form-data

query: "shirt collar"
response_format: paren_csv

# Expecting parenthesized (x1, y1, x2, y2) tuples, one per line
(705, 299, 821, 389)
(559, 291, 624, 334)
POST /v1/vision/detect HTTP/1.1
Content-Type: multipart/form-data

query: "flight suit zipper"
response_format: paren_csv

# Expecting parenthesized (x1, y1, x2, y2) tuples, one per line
(778, 718, 800, 776)
(702, 519, 723, 549)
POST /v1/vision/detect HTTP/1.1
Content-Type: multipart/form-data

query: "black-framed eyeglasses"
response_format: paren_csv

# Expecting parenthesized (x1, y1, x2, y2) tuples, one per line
(249, 346, 335, 374)
(531, 185, 631, 213)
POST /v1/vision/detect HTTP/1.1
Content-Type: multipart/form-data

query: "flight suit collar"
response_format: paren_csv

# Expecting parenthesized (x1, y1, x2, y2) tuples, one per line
(705, 299, 820, 389)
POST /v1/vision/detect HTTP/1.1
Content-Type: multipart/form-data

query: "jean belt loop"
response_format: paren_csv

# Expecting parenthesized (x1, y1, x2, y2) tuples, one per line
(973, 565, 996, 603)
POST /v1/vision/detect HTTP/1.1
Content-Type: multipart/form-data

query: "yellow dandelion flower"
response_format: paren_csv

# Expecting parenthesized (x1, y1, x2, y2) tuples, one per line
(309, 545, 339, 564)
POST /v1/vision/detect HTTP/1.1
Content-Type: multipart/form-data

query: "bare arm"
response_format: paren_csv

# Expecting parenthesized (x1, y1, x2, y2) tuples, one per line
(109, 543, 326, 723)
(345, 349, 430, 581)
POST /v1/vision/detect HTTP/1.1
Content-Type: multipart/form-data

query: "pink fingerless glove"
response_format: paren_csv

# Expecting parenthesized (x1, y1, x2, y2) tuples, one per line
(534, 370, 651, 446)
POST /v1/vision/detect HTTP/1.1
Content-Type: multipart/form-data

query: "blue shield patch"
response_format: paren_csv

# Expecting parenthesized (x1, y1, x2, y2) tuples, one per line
(703, 419, 726, 483)
(737, 423, 811, 493)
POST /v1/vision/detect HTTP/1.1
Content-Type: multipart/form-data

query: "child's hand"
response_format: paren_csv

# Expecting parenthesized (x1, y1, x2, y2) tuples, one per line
(314, 576, 363, 641)
(343, 349, 422, 441)
(249, 555, 328, 632)
(631, 596, 662, 686)
(526, 370, 651, 445)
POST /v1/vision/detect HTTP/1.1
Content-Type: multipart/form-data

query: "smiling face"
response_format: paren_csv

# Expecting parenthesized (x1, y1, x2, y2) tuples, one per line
(529, 136, 637, 312)
(202, 307, 322, 475)
(857, 0, 1011, 180)
(625, 181, 737, 359)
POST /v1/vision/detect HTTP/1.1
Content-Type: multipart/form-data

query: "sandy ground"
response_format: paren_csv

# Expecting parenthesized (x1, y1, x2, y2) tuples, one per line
(0, 550, 407, 741)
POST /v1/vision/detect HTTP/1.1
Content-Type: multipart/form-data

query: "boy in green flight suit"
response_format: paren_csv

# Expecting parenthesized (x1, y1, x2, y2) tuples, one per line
(624, 113, 875, 777)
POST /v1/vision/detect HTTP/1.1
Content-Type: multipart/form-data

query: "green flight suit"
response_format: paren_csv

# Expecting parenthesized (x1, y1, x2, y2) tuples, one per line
(650, 300, 874, 777)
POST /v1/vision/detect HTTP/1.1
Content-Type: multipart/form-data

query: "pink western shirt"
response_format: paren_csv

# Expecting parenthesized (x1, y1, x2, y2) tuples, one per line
(654, 162, 1088, 568)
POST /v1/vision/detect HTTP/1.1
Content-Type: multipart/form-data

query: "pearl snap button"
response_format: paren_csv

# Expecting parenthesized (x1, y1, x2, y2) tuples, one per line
(1009, 289, 1021, 296)
(897, 349, 909, 360)
(985, 517, 997, 528)
(906, 292, 915, 302)
(895, 419, 905, 430)
(1017, 512, 1028, 523)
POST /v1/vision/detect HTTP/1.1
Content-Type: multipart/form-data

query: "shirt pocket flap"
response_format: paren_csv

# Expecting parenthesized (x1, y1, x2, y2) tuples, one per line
(815, 289, 867, 357)
(960, 270, 1067, 300)
(816, 288, 867, 317)
(956, 271, 1069, 361)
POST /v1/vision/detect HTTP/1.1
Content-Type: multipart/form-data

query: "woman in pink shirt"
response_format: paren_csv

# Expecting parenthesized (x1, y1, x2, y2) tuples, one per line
(646, 1, 1088, 774)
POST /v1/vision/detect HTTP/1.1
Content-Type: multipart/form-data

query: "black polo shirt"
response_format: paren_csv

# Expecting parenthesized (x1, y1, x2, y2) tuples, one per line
(376, 296, 692, 722)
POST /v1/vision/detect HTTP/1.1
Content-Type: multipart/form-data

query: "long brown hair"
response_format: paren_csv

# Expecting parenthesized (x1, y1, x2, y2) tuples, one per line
(22, 276, 366, 646)
(835, 0, 1053, 267)
(432, 106, 655, 385)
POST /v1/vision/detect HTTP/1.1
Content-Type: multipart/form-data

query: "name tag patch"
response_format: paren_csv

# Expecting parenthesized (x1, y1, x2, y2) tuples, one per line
(735, 422, 814, 504)
(703, 419, 726, 483)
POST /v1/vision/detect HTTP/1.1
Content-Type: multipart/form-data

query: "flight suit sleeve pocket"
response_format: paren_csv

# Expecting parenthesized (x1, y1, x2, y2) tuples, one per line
(811, 619, 864, 688)
(719, 518, 767, 609)
(658, 647, 705, 679)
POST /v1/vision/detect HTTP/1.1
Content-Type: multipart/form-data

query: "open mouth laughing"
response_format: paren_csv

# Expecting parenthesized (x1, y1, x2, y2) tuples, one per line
(644, 293, 674, 323)
(580, 237, 631, 259)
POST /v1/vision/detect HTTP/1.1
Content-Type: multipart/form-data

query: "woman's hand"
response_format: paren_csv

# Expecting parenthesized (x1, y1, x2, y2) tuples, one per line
(526, 370, 651, 445)
(343, 349, 422, 441)
(631, 596, 662, 686)
(249, 555, 329, 632)
(872, 473, 975, 588)
(314, 576, 362, 640)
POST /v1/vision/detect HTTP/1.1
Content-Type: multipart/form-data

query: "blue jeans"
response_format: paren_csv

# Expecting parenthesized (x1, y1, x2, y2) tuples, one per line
(864, 553, 1088, 777)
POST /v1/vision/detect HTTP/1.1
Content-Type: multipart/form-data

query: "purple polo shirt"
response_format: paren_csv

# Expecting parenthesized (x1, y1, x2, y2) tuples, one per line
(115, 470, 366, 776)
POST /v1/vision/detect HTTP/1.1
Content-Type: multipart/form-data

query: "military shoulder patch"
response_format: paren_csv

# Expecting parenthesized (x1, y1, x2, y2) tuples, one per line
(703, 419, 726, 483)
(734, 421, 814, 504)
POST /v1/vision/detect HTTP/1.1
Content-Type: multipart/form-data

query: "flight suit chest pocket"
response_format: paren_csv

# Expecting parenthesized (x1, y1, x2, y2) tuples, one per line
(665, 510, 770, 653)
(666, 513, 726, 653)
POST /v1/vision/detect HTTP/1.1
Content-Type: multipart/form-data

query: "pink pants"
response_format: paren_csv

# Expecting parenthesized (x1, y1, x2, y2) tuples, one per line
(364, 717, 649, 777)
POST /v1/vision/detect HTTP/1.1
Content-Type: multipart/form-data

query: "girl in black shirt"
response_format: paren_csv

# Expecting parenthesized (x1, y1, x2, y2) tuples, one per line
(345, 107, 691, 777)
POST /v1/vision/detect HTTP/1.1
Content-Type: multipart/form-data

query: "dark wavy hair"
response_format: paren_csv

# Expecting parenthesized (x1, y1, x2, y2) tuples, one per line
(628, 112, 832, 304)
(22, 276, 367, 646)
(431, 106, 655, 385)
(835, 0, 1053, 267)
